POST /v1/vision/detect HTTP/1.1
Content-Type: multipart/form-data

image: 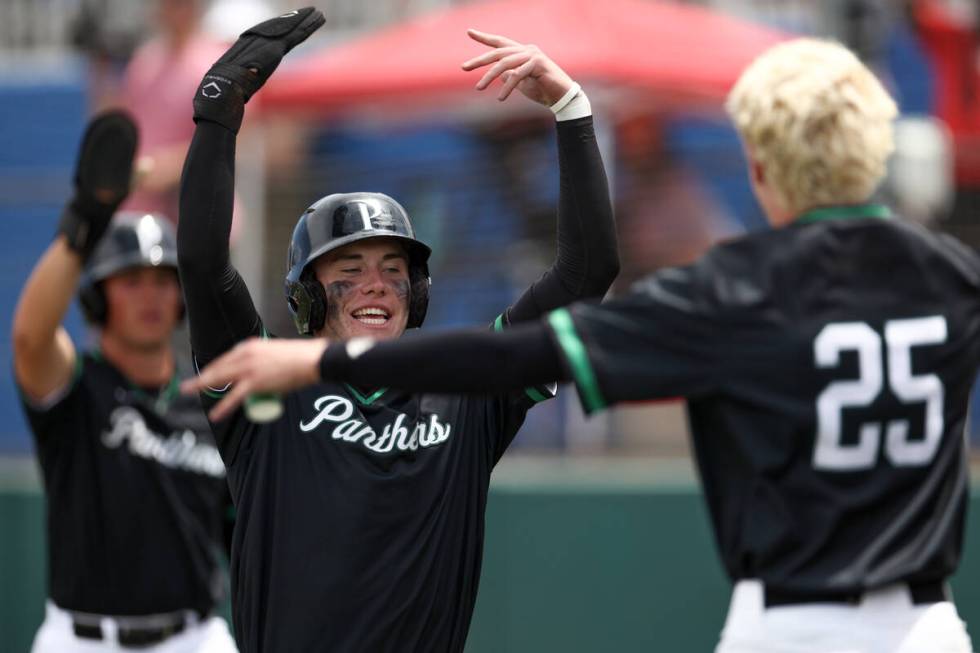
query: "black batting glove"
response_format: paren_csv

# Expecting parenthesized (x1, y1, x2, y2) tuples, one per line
(193, 7, 326, 133)
(58, 110, 138, 262)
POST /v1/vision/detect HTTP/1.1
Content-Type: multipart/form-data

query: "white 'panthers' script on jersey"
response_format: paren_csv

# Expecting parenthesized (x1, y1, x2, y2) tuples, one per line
(101, 406, 226, 477)
(299, 394, 452, 453)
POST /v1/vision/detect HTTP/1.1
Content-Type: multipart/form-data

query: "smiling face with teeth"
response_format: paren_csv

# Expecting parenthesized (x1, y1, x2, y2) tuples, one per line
(311, 237, 412, 341)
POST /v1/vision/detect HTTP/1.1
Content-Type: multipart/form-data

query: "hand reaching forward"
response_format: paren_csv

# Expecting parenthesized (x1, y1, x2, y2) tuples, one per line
(463, 29, 575, 106)
(181, 338, 327, 421)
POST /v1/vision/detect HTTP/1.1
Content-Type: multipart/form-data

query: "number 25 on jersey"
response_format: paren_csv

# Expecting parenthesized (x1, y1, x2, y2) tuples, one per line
(813, 316, 947, 472)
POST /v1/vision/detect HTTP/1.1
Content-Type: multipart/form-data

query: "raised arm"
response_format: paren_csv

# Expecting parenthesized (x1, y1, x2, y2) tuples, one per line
(178, 117, 262, 364)
(177, 8, 325, 365)
(461, 30, 619, 325)
(14, 239, 85, 402)
(502, 114, 618, 324)
(13, 112, 136, 401)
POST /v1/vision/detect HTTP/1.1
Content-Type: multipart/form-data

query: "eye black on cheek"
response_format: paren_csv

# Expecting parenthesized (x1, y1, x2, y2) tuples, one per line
(324, 281, 355, 322)
(392, 279, 410, 300)
(325, 281, 355, 302)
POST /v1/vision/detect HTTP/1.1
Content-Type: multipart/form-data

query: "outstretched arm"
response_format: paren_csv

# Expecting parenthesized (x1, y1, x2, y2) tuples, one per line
(183, 265, 732, 422)
(462, 30, 619, 325)
(182, 325, 566, 420)
(178, 7, 325, 365)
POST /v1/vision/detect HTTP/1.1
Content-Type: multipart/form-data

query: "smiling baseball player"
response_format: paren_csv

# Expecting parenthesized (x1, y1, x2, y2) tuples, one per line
(178, 7, 618, 652)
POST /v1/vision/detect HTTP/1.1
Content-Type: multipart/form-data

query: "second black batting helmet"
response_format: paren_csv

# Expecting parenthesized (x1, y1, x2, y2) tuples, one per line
(78, 212, 181, 324)
(285, 192, 432, 336)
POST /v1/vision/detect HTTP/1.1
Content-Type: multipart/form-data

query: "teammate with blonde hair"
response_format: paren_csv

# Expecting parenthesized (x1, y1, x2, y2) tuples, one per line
(188, 38, 979, 653)
(727, 38, 898, 219)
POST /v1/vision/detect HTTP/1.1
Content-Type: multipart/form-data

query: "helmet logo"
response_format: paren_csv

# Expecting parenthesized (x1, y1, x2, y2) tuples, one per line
(136, 214, 164, 264)
(351, 199, 399, 233)
(149, 245, 163, 265)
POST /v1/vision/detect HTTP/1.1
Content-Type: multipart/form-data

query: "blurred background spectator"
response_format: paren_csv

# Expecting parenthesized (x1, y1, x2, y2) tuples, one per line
(113, 0, 227, 222)
(73, 0, 264, 228)
(912, 0, 980, 229)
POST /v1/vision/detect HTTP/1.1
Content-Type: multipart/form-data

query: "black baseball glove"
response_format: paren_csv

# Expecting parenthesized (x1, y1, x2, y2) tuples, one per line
(58, 110, 138, 262)
(193, 7, 326, 133)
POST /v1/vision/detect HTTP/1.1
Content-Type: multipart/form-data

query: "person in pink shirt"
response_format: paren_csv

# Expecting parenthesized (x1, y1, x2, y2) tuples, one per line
(121, 0, 228, 224)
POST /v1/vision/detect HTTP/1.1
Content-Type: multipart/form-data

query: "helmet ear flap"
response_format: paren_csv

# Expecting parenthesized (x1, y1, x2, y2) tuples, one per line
(286, 270, 327, 336)
(79, 282, 107, 324)
(407, 263, 430, 329)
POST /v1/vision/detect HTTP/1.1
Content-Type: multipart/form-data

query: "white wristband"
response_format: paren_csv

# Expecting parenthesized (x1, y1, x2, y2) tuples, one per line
(550, 83, 592, 122)
(550, 82, 581, 114)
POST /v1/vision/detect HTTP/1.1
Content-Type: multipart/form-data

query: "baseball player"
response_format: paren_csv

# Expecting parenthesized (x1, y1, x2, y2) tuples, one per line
(13, 111, 237, 652)
(191, 39, 980, 653)
(177, 7, 618, 651)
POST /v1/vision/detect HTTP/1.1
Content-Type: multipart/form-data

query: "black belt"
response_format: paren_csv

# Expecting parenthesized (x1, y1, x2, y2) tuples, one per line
(73, 616, 187, 648)
(764, 580, 948, 608)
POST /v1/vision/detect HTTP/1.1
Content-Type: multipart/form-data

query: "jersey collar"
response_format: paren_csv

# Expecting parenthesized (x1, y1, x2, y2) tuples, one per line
(138, 375, 180, 414)
(91, 347, 180, 413)
(795, 203, 892, 225)
(345, 384, 388, 406)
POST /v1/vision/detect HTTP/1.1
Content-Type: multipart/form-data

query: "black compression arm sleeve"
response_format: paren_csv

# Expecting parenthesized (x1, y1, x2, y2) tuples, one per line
(504, 116, 619, 325)
(319, 322, 568, 394)
(177, 121, 262, 364)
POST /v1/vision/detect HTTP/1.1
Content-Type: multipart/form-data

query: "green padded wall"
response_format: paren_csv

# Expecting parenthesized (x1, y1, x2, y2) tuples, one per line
(2, 483, 979, 652)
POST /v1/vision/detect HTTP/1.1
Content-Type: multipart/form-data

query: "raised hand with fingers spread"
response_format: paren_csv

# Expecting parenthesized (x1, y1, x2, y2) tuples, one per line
(462, 29, 576, 106)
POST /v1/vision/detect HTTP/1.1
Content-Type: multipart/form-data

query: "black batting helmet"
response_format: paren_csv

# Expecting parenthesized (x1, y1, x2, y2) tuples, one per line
(78, 211, 181, 324)
(285, 192, 432, 336)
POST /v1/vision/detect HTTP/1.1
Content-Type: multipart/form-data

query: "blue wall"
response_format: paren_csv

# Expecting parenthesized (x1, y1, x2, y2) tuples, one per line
(0, 79, 88, 453)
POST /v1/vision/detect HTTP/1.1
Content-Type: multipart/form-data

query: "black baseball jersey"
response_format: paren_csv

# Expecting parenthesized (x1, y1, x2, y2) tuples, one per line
(205, 361, 550, 652)
(19, 350, 229, 616)
(549, 205, 980, 595)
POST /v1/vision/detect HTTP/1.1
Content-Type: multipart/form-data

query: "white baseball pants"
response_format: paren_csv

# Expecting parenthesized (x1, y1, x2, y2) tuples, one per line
(716, 580, 973, 653)
(30, 600, 238, 653)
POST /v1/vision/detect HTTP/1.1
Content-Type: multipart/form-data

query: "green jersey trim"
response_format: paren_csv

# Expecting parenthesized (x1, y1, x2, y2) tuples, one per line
(345, 384, 388, 406)
(91, 347, 178, 412)
(796, 203, 891, 225)
(201, 387, 226, 400)
(199, 326, 270, 398)
(547, 308, 605, 413)
(493, 314, 505, 332)
(493, 313, 555, 404)
(524, 386, 550, 403)
(132, 374, 180, 414)
(71, 350, 84, 383)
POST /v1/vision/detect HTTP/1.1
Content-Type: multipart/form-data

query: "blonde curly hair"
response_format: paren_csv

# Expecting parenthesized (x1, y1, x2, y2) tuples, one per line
(725, 38, 898, 215)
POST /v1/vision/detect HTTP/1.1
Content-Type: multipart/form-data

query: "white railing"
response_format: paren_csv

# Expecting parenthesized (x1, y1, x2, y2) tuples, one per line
(0, 0, 468, 55)
(320, 0, 464, 31)
(0, 0, 144, 55)
(1, 0, 921, 56)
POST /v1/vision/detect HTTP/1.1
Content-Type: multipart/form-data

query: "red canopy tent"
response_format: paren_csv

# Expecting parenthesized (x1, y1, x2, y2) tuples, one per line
(262, 0, 788, 114)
